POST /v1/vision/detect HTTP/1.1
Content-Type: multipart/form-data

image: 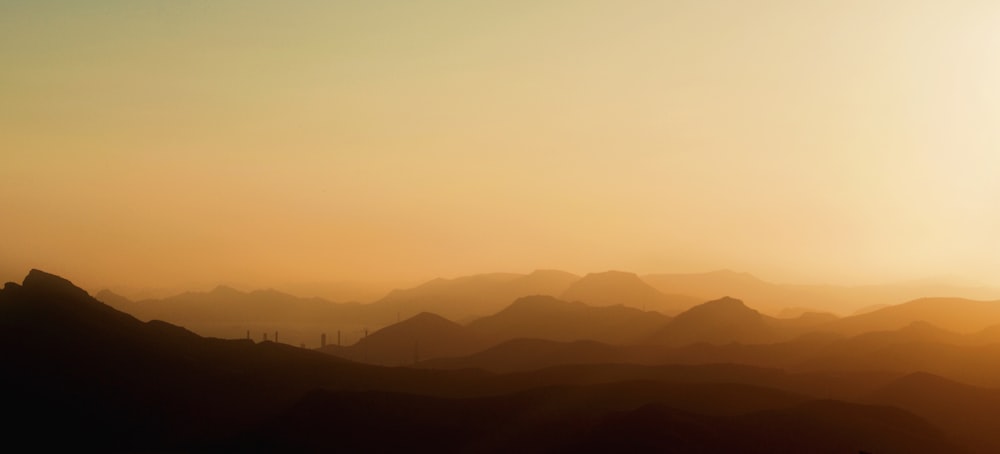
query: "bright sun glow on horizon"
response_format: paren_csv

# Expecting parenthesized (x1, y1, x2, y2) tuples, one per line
(2, 0, 1000, 292)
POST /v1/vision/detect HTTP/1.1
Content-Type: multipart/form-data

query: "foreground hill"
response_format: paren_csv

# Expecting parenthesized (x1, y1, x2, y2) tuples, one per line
(561, 270, 700, 314)
(0, 270, 366, 450)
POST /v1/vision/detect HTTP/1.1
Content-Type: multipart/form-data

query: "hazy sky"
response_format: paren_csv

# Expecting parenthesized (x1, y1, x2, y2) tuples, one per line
(3, 0, 1000, 291)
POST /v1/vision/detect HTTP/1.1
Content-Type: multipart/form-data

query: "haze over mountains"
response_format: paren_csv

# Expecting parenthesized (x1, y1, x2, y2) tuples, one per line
(561, 271, 699, 314)
(373, 269, 581, 321)
(93, 266, 1000, 387)
(643, 270, 1000, 316)
(95, 268, 1000, 348)
(467, 295, 670, 345)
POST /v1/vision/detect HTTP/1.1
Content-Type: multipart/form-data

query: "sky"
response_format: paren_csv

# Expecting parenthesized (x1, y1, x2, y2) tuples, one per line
(2, 0, 1000, 293)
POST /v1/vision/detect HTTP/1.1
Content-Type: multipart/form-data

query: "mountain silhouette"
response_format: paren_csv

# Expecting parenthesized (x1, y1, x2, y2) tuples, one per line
(0, 269, 365, 450)
(852, 303, 892, 315)
(643, 270, 1000, 316)
(562, 270, 699, 314)
(466, 295, 670, 344)
(643, 269, 770, 300)
(788, 310, 838, 323)
(647, 297, 780, 346)
(970, 323, 1000, 344)
(96, 285, 382, 348)
(319, 312, 492, 366)
(3, 269, 145, 334)
(827, 297, 1000, 335)
(788, 327, 1000, 388)
(94, 287, 134, 308)
(843, 320, 968, 347)
(372, 270, 580, 321)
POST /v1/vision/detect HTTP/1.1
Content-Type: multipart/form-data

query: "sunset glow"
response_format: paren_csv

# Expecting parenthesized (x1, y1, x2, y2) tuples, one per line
(3, 1, 999, 292)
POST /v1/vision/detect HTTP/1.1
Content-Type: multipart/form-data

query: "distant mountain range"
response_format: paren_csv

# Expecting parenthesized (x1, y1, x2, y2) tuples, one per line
(96, 269, 1000, 369)
(319, 295, 670, 365)
(370, 269, 581, 321)
(96, 269, 1000, 347)
(97, 286, 380, 348)
(5, 268, 995, 452)
(561, 270, 699, 314)
(317, 292, 1000, 386)
(643, 270, 1000, 315)
(823, 297, 1000, 335)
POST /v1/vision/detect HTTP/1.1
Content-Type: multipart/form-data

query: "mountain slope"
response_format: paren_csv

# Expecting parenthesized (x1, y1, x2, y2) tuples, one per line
(318, 312, 492, 366)
(372, 269, 580, 321)
(96, 285, 380, 348)
(467, 295, 670, 344)
(255, 383, 961, 454)
(0, 269, 365, 450)
(421, 338, 665, 373)
(647, 297, 780, 346)
(573, 399, 964, 454)
(643, 270, 1000, 316)
(562, 270, 699, 314)
(867, 372, 1000, 454)
(827, 297, 1000, 335)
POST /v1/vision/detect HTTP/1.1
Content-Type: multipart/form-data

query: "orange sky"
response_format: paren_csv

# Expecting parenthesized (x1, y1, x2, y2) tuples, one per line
(2, 1, 999, 292)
